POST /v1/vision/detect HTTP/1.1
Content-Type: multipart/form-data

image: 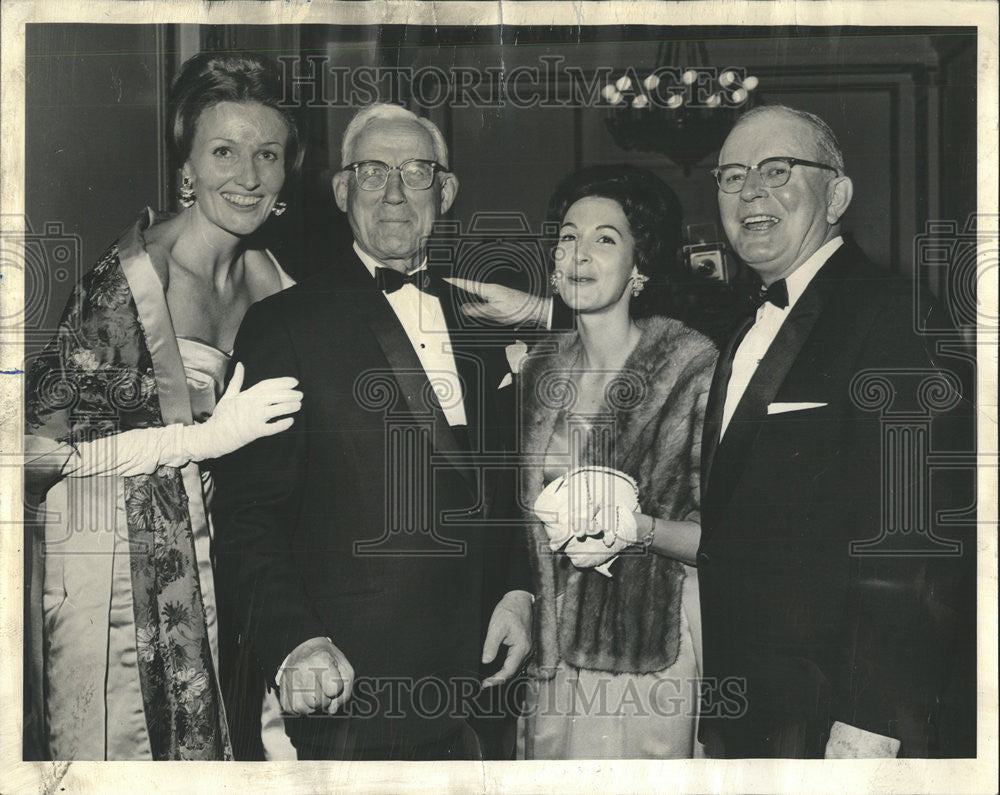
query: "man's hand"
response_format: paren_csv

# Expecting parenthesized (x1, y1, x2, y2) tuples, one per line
(481, 590, 533, 688)
(277, 636, 355, 715)
(444, 277, 547, 327)
(824, 721, 901, 758)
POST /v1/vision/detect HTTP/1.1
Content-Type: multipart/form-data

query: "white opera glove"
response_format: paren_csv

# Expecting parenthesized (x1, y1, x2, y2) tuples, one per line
(62, 425, 195, 479)
(181, 362, 302, 462)
(54, 364, 300, 479)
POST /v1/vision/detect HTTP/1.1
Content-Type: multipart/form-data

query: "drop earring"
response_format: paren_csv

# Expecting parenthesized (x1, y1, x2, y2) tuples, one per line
(549, 270, 562, 295)
(272, 201, 287, 217)
(178, 175, 196, 208)
(631, 272, 649, 298)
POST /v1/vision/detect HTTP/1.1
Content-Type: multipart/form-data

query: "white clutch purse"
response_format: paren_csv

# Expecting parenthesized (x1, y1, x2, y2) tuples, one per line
(533, 465, 639, 577)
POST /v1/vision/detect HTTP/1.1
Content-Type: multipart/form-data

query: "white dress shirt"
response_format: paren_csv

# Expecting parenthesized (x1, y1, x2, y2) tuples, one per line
(355, 242, 467, 427)
(720, 236, 844, 438)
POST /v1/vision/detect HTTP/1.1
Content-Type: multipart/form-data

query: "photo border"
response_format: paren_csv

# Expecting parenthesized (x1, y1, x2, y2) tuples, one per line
(1, 2, 996, 792)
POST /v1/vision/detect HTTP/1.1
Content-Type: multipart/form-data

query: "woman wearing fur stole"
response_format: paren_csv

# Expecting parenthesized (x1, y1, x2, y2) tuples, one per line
(518, 165, 717, 759)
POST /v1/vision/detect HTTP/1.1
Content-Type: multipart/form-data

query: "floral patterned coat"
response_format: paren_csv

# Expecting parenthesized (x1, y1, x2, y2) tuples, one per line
(25, 210, 231, 760)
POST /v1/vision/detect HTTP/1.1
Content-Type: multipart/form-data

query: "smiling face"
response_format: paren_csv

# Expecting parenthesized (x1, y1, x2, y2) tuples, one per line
(554, 196, 638, 315)
(718, 109, 851, 285)
(332, 117, 458, 273)
(183, 101, 289, 238)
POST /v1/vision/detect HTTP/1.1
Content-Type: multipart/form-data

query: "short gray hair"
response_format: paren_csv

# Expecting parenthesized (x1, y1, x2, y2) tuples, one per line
(340, 103, 450, 169)
(732, 104, 845, 174)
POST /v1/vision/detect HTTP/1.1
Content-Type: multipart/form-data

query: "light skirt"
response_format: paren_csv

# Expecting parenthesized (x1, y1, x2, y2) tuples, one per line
(519, 565, 705, 760)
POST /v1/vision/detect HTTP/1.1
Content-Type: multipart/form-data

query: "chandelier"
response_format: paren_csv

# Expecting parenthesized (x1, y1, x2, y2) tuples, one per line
(603, 39, 759, 175)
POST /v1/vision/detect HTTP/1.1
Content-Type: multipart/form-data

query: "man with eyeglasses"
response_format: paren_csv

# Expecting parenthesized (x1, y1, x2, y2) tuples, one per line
(697, 105, 973, 758)
(212, 103, 534, 761)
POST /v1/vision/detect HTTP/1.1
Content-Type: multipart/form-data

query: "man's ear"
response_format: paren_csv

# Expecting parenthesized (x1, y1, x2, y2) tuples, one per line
(438, 172, 459, 214)
(332, 170, 350, 212)
(826, 175, 853, 224)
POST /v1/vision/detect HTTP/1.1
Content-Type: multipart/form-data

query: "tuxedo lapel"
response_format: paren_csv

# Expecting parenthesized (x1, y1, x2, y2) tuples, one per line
(702, 244, 857, 531)
(701, 312, 754, 500)
(363, 299, 471, 453)
(347, 256, 473, 489)
(434, 278, 483, 451)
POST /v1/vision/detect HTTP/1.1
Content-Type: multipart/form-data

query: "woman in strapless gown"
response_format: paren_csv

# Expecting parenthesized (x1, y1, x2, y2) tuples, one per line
(24, 52, 303, 761)
(517, 165, 718, 759)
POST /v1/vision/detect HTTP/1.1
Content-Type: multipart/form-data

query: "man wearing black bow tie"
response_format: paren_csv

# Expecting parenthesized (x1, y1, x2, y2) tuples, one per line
(697, 105, 973, 758)
(211, 104, 533, 760)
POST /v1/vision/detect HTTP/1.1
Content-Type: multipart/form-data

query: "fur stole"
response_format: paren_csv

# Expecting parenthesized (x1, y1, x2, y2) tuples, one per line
(519, 316, 717, 677)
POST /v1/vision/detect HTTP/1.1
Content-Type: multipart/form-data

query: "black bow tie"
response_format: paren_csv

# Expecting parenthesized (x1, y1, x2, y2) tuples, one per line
(752, 278, 789, 309)
(375, 267, 441, 295)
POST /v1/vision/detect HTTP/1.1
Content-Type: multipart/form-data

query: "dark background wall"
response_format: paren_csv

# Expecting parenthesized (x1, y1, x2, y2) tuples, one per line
(25, 24, 167, 354)
(24, 24, 977, 355)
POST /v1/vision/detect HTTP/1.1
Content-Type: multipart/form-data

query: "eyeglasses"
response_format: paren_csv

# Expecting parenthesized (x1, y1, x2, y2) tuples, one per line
(711, 157, 839, 193)
(343, 158, 445, 191)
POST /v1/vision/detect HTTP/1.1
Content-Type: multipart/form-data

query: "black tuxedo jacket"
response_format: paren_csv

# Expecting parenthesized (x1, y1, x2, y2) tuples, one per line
(211, 252, 530, 754)
(697, 241, 974, 757)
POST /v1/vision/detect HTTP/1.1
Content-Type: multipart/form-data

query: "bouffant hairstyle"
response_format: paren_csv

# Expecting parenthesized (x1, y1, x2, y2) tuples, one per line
(546, 164, 683, 316)
(167, 51, 304, 172)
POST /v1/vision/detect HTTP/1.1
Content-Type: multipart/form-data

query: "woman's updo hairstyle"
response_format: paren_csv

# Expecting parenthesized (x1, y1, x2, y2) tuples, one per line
(167, 51, 304, 173)
(547, 164, 683, 317)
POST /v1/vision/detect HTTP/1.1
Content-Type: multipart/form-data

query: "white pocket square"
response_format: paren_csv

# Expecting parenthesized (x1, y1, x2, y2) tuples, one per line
(767, 401, 828, 415)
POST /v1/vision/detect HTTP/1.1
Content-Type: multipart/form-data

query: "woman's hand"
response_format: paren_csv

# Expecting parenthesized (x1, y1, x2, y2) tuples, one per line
(563, 534, 629, 570)
(444, 277, 548, 327)
(534, 466, 641, 551)
(593, 503, 641, 547)
(183, 362, 302, 461)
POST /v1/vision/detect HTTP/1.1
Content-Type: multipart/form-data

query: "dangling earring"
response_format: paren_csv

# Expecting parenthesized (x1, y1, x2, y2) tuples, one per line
(178, 175, 196, 208)
(272, 201, 287, 217)
(550, 270, 562, 295)
(631, 272, 649, 298)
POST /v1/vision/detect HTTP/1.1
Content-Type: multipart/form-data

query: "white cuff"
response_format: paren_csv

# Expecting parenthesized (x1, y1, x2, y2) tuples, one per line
(825, 721, 901, 758)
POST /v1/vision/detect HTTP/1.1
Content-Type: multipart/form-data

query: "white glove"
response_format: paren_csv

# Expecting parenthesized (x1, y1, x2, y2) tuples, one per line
(593, 502, 640, 546)
(181, 362, 302, 461)
(563, 535, 630, 575)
